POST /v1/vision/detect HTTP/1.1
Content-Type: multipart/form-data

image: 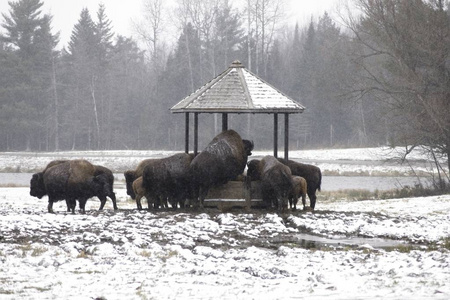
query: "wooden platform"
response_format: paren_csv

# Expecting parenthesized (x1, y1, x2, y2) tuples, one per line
(203, 178, 265, 210)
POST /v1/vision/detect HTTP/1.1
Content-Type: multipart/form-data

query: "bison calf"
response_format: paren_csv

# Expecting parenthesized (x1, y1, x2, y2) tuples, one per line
(278, 159, 321, 210)
(124, 159, 157, 200)
(289, 176, 307, 210)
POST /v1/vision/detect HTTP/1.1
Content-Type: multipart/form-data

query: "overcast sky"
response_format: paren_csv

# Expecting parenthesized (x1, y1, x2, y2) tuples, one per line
(0, 0, 341, 49)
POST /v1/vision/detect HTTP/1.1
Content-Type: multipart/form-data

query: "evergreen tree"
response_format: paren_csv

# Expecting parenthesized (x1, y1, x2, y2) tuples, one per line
(64, 8, 98, 149)
(94, 4, 114, 149)
(0, 0, 58, 150)
(213, 2, 245, 72)
(108, 35, 147, 149)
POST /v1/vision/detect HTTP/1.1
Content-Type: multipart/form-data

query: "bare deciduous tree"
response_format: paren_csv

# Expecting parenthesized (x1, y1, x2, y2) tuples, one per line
(345, 0, 450, 183)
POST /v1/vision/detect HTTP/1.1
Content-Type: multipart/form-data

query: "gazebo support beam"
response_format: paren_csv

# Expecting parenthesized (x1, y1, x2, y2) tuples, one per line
(185, 113, 189, 154)
(273, 113, 278, 158)
(222, 113, 228, 131)
(194, 112, 199, 156)
(284, 113, 289, 160)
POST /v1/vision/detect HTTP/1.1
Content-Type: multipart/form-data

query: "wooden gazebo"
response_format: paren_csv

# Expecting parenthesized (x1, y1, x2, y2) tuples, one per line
(170, 60, 305, 160)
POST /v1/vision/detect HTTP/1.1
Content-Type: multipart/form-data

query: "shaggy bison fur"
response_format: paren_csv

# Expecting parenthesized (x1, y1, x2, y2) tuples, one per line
(141, 153, 194, 210)
(189, 130, 254, 208)
(247, 156, 293, 210)
(277, 159, 322, 210)
(30, 159, 113, 213)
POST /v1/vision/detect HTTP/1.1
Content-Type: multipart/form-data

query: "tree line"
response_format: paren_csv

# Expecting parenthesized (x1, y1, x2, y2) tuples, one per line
(0, 0, 449, 177)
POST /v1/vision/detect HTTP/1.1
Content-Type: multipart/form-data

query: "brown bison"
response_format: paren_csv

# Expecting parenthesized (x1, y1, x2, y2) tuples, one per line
(247, 156, 293, 210)
(132, 176, 152, 210)
(30, 159, 114, 213)
(277, 159, 322, 210)
(289, 176, 307, 210)
(141, 153, 194, 210)
(124, 159, 157, 200)
(189, 130, 254, 208)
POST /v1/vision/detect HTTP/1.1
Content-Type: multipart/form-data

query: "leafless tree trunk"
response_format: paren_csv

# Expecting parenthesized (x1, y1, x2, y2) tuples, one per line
(91, 76, 100, 150)
(51, 55, 59, 151)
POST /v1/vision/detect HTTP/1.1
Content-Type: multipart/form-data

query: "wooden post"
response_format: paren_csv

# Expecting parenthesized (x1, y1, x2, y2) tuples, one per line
(222, 113, 228, 131)
(194, 112, 199, 156)
(284, 113, 289, 160)
(273, 113, 278, 158)
(185, 113, 189, 153)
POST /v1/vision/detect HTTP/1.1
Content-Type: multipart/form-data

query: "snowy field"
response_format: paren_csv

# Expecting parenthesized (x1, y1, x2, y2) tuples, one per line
(0, 147, 449, 299)
(0, 146, 445, 176)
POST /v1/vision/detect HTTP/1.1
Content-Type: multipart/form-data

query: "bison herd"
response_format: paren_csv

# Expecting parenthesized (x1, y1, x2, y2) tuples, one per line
(30, 130, 321, 214)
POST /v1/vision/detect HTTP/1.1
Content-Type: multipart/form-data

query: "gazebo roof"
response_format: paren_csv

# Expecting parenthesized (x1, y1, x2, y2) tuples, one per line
(170, 60, 305, 114)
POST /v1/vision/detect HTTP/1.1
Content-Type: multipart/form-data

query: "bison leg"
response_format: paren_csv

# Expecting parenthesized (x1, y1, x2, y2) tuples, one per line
(98, 196, 107, 210)
(198, 186, 209, 209)
(78, 198, 87, 214)
(135, 194, 143, 210)
(307, 190, 316, 210)
(310, 195, 316, 210)
(301, 193, 307, 210)
(110, 192, 118, 210)
(178, 197, 186, 208)
(146, 195, 157, 211)
(65, 199, 71, 212)
(47, 200, 54, 214)
(68, 198, 76, 214)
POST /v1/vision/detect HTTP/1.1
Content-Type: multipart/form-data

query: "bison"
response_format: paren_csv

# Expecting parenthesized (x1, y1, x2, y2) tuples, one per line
(132, 176, 152, 210)
(277, 159, 322, 210)
(141, 153, 194, 210)
(289, 176, 307, 210)
(30, 159, 114, 214)
(189, 130, 254, 208)
(247, 156, 293, 210)
(93, 165, 118, 210)
(124, 159, 157, 200)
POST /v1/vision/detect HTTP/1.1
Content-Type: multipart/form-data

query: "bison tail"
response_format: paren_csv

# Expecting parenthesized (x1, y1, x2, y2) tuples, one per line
(318, 170, 322, 192)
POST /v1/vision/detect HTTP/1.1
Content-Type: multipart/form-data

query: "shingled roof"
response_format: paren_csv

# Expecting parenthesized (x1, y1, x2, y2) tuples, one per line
(170, 60, 305, 114)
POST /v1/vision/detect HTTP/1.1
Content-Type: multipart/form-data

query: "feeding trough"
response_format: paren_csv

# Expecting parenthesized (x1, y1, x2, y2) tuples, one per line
(170, 60, 305, 209)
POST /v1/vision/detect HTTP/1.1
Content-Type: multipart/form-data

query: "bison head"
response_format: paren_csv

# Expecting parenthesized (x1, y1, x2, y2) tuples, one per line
(93, 174, 111, 198)
(243, 139, 254, 156)
(124, 170, 137, 199)
(30, 172, 46, 199)
(246, 159, 261, 180)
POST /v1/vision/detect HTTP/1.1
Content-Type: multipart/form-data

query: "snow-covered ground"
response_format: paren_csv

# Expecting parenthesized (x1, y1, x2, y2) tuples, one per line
(0, 146, 446, 176)
(0, 148, 449, 299)
(1, 188, 449, 299)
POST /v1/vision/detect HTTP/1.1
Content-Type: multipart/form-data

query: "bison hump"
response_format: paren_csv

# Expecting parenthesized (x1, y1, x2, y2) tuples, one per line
(68, 159, 96, 184)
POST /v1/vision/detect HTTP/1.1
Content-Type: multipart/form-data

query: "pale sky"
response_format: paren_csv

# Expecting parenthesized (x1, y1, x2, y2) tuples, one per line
(0, 0, 341, 49)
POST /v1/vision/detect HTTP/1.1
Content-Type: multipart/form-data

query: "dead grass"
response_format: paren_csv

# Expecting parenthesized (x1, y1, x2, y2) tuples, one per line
(319, 184, 445, 202)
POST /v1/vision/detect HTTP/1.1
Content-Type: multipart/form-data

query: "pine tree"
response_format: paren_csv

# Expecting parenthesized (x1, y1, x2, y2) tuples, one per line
(65, 8, 98, 149)
(213, 2, 245, 72)
(0, 0, 58, 150)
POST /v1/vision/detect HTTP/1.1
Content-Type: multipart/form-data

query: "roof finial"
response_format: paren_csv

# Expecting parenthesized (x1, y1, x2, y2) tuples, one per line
(230, 60, 244, 68)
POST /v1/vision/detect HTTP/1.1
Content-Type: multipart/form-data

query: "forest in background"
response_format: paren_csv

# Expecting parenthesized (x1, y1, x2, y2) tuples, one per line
(1, 0, 450, 174)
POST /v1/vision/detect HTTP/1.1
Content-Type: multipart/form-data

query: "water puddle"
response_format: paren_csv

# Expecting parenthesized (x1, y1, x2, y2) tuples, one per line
(272, 233, 412, 250)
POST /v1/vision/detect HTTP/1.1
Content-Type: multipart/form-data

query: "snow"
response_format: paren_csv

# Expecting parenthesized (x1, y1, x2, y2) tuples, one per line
(0, 148, 450, 299)
(0, 146, 446, 176)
